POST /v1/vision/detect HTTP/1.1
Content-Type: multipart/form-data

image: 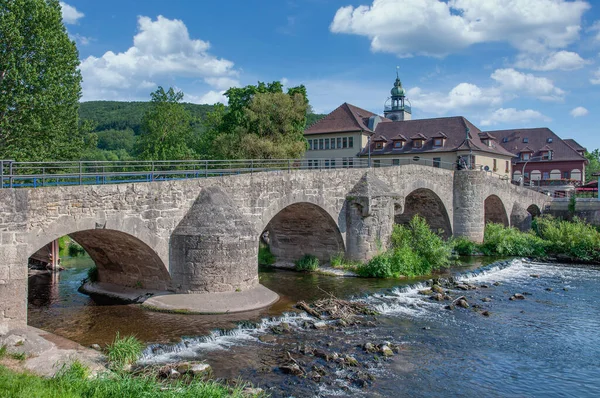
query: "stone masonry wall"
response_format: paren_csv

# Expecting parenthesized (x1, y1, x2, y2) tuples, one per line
(0, 165, 547, 328)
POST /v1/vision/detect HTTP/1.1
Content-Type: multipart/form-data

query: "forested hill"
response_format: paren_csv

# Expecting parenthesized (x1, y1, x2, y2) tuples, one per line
(79, 101, 326, 133)
(79, 101, 216, 133)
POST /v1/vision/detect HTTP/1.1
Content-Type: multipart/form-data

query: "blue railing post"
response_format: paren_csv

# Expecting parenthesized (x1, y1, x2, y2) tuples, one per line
(79, 161, 82, 185)
(9, 161, 13, 188)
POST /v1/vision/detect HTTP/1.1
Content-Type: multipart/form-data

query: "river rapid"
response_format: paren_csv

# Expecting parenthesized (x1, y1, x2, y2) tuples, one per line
(28, 257, 600, 397)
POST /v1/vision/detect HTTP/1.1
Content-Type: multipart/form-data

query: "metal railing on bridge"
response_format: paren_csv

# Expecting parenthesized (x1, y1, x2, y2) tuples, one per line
(0, 157, 508, 189)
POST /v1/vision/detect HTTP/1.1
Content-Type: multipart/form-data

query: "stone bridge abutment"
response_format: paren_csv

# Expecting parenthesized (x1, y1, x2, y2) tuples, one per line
(0, 166, 548, 329)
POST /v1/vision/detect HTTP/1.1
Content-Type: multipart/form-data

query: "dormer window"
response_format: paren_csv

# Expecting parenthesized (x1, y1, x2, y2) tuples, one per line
(547, 138, 553, 143)
(414, 140, 423, 149)
(375, 142, 383, 150)
(502, 137, 508, 143)
(523, 137, 529, 143)
(541, 151, 552, 160)
(433, 138, 444, 147)
(393, 141, 403, 149)
(522, 152, 530, 161)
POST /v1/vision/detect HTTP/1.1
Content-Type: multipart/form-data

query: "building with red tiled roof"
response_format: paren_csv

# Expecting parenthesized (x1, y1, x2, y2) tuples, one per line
(487, 128, 588, 184)
(303, 74, 515, 176)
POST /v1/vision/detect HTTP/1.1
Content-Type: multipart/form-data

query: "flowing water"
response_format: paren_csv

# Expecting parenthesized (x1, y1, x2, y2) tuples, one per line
(28, 256, 600, 397)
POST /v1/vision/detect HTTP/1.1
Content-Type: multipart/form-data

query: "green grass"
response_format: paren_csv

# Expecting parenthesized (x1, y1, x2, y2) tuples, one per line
(479, 223, 547, 257)
(258, 244, 276, 266)
(294, 254, 319, 272)
(105, 333, 144, 369)
(0, 362, 256, 398)
(451, 236, 479, 256)
(0, 345, 7, 359)
(533, 216, 600, 262)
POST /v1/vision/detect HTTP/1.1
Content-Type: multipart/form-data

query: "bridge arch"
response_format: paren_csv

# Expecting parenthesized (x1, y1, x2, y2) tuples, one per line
(395, 188, 452, 238)
(28, 228, 171, 291)
(484, 195, 509, 226)
(262, 202, 345, 265)
(527, 204, 542, 218)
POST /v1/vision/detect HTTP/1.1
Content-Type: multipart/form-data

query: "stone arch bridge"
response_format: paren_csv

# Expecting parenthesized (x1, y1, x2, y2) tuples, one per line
(0, 166, 549, 329)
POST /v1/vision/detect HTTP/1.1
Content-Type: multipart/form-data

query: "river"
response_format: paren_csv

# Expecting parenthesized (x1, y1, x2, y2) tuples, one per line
(28, 256, 600, 397)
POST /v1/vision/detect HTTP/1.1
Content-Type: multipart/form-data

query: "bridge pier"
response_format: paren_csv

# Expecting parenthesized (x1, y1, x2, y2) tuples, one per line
(453, 171, 486, 242)
(345, 173, 401, 261)
(510, 203, 533, 232)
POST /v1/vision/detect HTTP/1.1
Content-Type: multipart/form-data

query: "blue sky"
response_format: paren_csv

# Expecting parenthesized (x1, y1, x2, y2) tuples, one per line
(60, 0, 600, 150)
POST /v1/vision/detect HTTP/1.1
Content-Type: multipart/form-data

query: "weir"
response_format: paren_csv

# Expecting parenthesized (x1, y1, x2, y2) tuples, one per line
(0, 163, 549, 329)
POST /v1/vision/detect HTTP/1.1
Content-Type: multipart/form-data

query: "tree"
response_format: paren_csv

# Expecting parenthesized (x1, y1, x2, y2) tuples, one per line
(585, 149, 600, 183)
(0, 0, 83, 161)
(201, 81, 309, 159)
(136, 87, 195, 160)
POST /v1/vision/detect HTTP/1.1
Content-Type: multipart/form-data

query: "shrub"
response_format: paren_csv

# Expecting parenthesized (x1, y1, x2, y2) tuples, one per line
(535, 216, 600, 262)
(451, 236, 478, 256)
(105, 333, 144, 369)
(295, 254, 319, 272)
(68, 241, 85, 257)
(480, 223, 547, 257)
(258, 244, 275, 266)
(87, 266, 98, 282)
(356, 253, 393, 278)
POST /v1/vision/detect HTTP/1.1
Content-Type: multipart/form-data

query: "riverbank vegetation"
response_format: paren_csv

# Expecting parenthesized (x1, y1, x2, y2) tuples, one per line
(0, 363, 255, 398)
(453, 216, 600, 262)
(258, 244, 275, 266)
(295, 254, 320, 272)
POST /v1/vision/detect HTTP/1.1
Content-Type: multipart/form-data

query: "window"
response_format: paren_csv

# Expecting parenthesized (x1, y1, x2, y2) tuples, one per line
(524, 172, 530, 179)
(313, 159, 319, 169)
(542, 151, 551, 160)
(375, 142, 383, 149)
(523, 137, 529, 143)
(325, 139, 330, 150)
(414, 140, 423, 148)
(563, 171, 569, 179)
(392, 159, 400, 166)
(349, 137, 354, 148)
(319, 139, 324, 150)
(542, 172, 549, 180)
(547, 138, 553, 143)
(521, 153, 530, 161)
(373, 160, 381, 168)
(394, 141, 403, 148)
(505, 161, 510, 173)
(307, 160, 313, 169)
(337, 137, 342, 149)
(343, 137, 348, 148)
(493, 159, 497, 172)
(324, 160, 330, 169)
(433, 138, 443, 147)
(503, 137, 508, 143)
(342, 158, 347, 168)
(433, 157, 441, 168)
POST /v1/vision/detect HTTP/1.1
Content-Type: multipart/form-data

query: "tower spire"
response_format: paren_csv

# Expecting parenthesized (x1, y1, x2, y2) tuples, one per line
(384, 69, 411, 121)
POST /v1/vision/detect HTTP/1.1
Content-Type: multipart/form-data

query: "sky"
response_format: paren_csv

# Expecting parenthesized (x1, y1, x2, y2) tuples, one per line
(60, 0, 600, 150)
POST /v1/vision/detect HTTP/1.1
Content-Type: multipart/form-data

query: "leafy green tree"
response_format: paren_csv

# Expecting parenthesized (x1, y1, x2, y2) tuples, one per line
(97, 128, 136, 153)
(135, 87, 195, 160)
(0, 0, 83, 161)
(201, 81, 309, 159)
(585, 149, 600, 183)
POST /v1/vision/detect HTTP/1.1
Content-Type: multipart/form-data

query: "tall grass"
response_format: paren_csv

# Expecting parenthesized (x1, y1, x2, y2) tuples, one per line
(258, 243, 275, 266)
(295, 254, 319, 272)
(479, 223, 547, 257)
(0, 362, 255, 398)
(105, 333, 144, 369)
(534, 216, 600, 262)
(357, 216, 452, 278)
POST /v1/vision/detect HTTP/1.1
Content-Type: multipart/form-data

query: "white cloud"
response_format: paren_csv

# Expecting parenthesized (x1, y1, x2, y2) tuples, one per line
(481, 108, 551, 126)
(570, 106, 589, 117)
(59, 2, 84, 25)
(514, 51, 588, 71)
(186, 90, 228, 105)
(80, 15, 237, 101)
(407, 83, 501, 115)
(330, 0, 590, 57)
(590, 21, 600, 41)
(490, 68, 564, 101)
(591, 68, 600, 85)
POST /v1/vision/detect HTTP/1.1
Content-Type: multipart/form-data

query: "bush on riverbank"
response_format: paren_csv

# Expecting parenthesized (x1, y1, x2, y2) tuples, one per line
(356, 216, 452, 278)
(0, 362, 254, 398)
(295, 255, 319, 272)
(258, 244, 276, 266)
(451, 236, 478, 256)
(479, 223, 547, 257)
(533, 216, 600, 262)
